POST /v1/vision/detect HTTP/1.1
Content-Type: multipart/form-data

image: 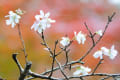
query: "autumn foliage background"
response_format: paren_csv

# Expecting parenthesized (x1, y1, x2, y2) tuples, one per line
(0, 0, 120, 80)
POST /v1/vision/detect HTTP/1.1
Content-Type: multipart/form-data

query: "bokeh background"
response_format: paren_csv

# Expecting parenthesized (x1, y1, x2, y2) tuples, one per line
(0, 0, 120, 80)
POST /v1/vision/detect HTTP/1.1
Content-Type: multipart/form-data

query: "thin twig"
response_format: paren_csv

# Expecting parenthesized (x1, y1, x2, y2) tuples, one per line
(55, 59, 69, 80)
(49, 40, 58, 78)
(38, 31, 69, 79)
(78, 12, 116, 61)
(28, 71, 59, 80)
(92, 59, 104, 74)
(37, 31, 53, 55)
(17, 24, 28, 63)
(65, 49, 70, 65)
(56, 40, 73, 56)
(41, 60, 84, 75)
(65, 73, 120, 80)
(84, 22, 95, 46)
(95, 12, 116, 44)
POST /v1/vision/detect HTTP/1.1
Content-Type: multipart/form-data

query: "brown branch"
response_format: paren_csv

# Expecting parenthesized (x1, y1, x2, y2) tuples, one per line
(65, 73, 120, 80)
(78, 12, 116, 62)
(56, 40, 73, 56)
(17, 24, 28, 63)
(49, 40, 58, 78)
(28, 71, 59, 80)
(92, 59, 104, 74)
(19, 62, 32, 80)
(41, 60, 84, 75)
(55, 59, 69, 80)
(65, 49, 70, 65)
(12, 53, 32, 80)
(84, 22, 95, 46)
(12, 53, 23, 73)
(38, 31, 69, 79)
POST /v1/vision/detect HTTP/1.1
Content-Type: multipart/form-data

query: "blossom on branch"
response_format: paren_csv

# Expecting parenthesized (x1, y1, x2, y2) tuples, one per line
(93, 45, 118, 60)
(73, 65, 91, 76)
(74, 31, 86, 44)
(96, 30, 103, 36)
(31, 10, 55, 33)
(60, 37, 70, 46)
(104, 45, 118, 60)
(5, 11, 21, 28)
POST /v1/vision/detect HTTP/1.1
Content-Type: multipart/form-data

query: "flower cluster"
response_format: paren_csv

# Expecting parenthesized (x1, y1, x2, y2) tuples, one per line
(73, 65, 91, 76)
(93, 45, 118, 60)
(5, 9, 24, 28)
(60, 31, 86, 46)
(31, 10, 55, 33)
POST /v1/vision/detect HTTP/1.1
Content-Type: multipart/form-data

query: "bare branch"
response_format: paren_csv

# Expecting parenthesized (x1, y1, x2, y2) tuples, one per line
(17, 24, 28, 63)
(28, 71, 59, 80)
(56, 40, 73, 56)
(19, 62, 32, 80)
(49, 40, 58, 78)
(55, 59, 69, 80)
(12, 53, 23, 73)
(78, 12, 116, 61)
(92, 59, 104, 74)
(84, 22, 95, 46)
(66, 73, 120, 80)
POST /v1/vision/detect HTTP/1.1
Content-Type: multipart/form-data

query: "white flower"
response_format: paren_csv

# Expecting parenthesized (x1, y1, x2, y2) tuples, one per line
(93, 45, 118, 60)
(60, 37, 70, 46)
(15, 8, 24, 15)
(93, 50, 103, 59)
(31, 10, 55, 33)
(73, 65, 91, 76)
(31, 19, 47, 33)
(101, 47, 109, 55)
(5, 11, 21, 28)
(74, 31, 86, 44)
(104, 45, 118, 60)
(93, 47, 109, 59)
(96, 30, 103, 36)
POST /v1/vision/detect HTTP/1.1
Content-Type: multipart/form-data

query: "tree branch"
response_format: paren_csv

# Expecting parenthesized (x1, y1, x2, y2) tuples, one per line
(17, 24, 28, 63)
